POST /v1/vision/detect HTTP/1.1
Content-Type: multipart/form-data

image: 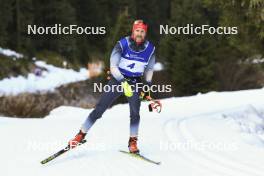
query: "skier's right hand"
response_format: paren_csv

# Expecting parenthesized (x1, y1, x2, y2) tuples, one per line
(121, 81, 133, 97)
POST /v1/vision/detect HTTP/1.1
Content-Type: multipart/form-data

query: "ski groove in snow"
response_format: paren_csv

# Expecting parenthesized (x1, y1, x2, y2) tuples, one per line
(164, 106, 264, 176)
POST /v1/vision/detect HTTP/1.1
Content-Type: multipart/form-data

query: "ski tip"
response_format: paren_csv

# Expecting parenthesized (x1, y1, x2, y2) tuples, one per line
(156, 161, 161, 165)
(40, 160, 48, 165)
(41, 156, 54, 165)
(40, 140, 87, 165)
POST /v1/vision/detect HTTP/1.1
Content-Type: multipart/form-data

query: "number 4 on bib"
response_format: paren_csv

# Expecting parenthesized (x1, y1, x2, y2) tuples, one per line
(127, 63, 135, 69)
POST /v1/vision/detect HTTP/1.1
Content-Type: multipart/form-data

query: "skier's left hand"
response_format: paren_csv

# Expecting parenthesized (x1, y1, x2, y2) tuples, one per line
(139, 88, 162, 113)
(148, 100, 162, 113)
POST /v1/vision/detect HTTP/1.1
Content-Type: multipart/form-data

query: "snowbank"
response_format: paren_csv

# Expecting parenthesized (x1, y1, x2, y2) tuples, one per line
(0, 47, 23, 58)
(0, 61, 89, 96)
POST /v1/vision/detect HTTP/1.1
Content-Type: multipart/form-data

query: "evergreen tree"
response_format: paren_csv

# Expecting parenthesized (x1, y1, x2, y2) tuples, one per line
(0, 0, 13, 47)
(33, 0, 77, 61)
(105, 9, 134, 65)
(159, 0, 218, 95)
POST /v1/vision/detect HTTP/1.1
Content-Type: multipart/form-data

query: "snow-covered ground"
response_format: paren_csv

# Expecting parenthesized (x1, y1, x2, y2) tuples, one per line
(0, 46, 90, 95)
(1, 88, 264, 176)
(0, 61, 89, 96)
(0, 47, 23, 58)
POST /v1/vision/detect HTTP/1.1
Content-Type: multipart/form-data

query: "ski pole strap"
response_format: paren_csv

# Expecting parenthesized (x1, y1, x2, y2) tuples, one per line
(148, 100, 162, 113)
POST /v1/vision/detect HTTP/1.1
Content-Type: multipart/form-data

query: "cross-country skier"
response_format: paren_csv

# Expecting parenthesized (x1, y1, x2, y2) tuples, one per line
(68, 20, 159, 154)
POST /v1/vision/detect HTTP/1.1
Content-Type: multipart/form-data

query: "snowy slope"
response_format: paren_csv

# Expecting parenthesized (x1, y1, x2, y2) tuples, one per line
(1, 88, 264, 176)
(0, 46, 90, 95)
(0, 61, 88, 96)
(0, 47, 23, 58)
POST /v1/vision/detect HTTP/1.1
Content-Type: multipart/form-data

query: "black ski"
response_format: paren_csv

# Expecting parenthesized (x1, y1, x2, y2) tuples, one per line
(40, 140, 87, 165)
(119, 150, 161, 165)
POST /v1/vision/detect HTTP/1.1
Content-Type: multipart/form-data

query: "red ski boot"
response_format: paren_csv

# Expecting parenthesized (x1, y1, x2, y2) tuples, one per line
(128, 136, 140, 153)
(68, 130, 86, 149)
